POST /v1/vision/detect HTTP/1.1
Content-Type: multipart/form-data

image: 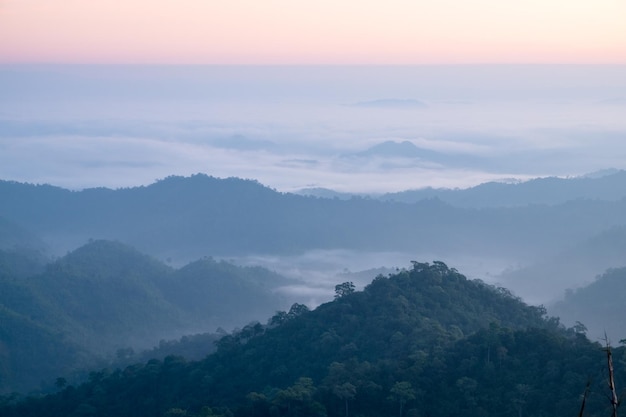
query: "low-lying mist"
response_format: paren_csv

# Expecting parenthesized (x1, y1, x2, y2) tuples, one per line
(224, 249, 520, 308)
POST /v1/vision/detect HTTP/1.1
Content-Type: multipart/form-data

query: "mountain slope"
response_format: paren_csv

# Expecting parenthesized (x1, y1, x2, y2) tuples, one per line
(200, 261, 549, 397)
(0, 240, 297, 394)
(0, 247, 47, 280)
(2, 262, 610, 417)
(497, 226, 626, 304)
(164, 257, 295, 327)
(28, 240, 180, 352)
(0, 215, 46, 252)
(549, 266, 626, 341)
(0, 303, 91, 394)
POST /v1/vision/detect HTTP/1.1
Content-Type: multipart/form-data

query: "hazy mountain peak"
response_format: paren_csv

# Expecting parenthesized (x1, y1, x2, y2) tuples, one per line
(150, 173, 267, 192)
(51, 239, 172, 280)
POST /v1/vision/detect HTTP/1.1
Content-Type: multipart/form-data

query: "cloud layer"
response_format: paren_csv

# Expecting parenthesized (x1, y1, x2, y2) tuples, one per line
(1, 65, 625, 193)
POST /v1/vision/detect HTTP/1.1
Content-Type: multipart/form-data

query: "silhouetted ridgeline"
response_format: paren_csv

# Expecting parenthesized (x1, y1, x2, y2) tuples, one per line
(2, 173, 626, 263)
(0, 261, 615, 417)
(380, 169, 626, 207)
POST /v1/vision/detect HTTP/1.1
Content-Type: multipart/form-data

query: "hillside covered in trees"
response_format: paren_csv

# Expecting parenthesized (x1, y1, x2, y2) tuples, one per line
(1, 262, 618, 417)
(0, 240, 296, 393)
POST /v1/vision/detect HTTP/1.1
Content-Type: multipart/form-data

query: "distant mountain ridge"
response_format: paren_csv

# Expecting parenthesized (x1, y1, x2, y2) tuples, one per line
(3, 172, 626, 309)
(3, 173, 626, 263)
(294, 169, 626, 208)
(380, 169, 626, 207)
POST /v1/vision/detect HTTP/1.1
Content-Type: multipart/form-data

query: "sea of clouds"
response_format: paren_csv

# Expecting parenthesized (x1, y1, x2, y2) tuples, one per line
(1, 65, 625, 193)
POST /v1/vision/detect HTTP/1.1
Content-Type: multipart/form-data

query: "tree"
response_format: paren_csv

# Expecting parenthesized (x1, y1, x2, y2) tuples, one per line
(269, 311, 289, 326)
(604, 338, 618, 417)
(55, 377, 67, 390)
(335, 282, 355, 299)
(573, 321, 588, 335)
(388, 381, 415, 417)
(510, 384, 532, 417)
(333, 382, 356, 417)
(274, 377, 320, 416)
(288, 303, 310, 318)
(164, 408, 187, 417)
(455, 377, 478, 408)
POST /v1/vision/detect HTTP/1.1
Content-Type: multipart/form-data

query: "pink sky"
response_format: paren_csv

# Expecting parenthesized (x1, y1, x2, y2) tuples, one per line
(1, 0, 625, 64)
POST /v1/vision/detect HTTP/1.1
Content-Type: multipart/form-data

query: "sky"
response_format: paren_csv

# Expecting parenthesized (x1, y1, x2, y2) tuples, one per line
(1, 2, 626, 193)
(1, 0, 626, 65)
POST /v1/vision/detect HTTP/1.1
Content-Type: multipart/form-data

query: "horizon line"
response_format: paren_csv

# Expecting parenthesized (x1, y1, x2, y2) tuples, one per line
(2, 62, 626, 67)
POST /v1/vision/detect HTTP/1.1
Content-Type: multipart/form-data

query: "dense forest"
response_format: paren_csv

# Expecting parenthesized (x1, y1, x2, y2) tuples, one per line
(1, 262, 621, 417)
(0, 240, 297, 393)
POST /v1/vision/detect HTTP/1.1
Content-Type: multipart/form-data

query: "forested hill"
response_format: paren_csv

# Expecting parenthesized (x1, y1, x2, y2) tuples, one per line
(1, 262, 614, 417)
(0, 240, 296, 393)
(2, 174, 626, 265)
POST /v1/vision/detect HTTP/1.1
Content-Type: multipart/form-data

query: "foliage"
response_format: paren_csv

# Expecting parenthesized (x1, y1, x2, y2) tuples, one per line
(1, 261, 615, 417)
(334, 282, 355, 299)
(0, 240, 296, 394)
